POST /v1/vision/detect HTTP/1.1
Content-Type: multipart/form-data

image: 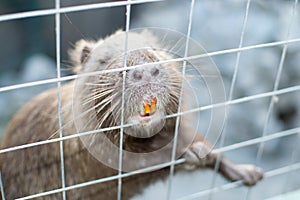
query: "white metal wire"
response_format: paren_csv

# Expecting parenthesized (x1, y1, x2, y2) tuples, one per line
(1, 37, 300, 93)
(16, 159, 300, 200)
(0, 1, 300, 200)
(246, 0, 299, 199)
(55, 0, 66, 199)
(0, 0, 163, 22)
(280, 131, 300, 195)
(14, 126, 300, 200)
(209, 1, 252, 198)
(117, 1, 132, 199)
(0, 84, 299, 155)
(0, 171, 5, 200)
(15, 159, 184, 200)
(177, 161, 300, 200)
(255, 0, 298, 168)
(167, 0, 195, 199)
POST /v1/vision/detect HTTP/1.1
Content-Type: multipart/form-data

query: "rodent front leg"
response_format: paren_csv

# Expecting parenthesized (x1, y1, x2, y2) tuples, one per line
(183, 142, 263, 185)
(179, 127, 263, 186)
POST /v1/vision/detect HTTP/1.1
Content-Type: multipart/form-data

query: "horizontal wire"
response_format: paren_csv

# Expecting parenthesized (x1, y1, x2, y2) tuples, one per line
(1, 0, 299, 199)
(15, 126, 300, 200)
(15, 159, 185, 200)
(1, 3, 300, 197)
(177, 161, 300, 200)
(1, 84, 299, 154)
(215, 127, 300, 154)
(0, 0, 163, 22)
(1, 37, 300, 93)
(0, 123, 133, 154)
(165, 84, 300, 120)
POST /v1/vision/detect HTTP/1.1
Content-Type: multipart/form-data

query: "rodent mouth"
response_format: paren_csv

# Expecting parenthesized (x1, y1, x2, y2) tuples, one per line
(140, 97, 157, 117)
(124, 96, 165, 138)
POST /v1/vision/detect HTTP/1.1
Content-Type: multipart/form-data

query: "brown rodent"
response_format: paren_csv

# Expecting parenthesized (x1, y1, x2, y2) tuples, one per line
(0, 30, 263, 200)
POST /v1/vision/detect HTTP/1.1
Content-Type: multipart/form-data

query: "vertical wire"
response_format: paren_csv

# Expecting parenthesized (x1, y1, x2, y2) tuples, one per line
(280, 132, 300, 196)
(0, 171, 6, 200)
(55, 0, 66, 199)
(246, 0, 298, 199)
(254, 0, 298, 165)
(208, 0, 251, 199)
(166, 0, 195, 199)
(117, 1, 131, 200)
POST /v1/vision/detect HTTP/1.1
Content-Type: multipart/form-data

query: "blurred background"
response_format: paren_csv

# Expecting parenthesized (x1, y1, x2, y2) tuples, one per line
(0, 0, 300, 199)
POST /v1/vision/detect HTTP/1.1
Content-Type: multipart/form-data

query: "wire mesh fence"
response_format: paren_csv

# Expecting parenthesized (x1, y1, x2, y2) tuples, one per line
(0, 0, 300, 199)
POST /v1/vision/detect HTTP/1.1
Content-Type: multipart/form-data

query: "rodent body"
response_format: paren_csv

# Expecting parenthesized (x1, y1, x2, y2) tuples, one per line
(1, 82, 171, 199)
(0, 30, 263, 200)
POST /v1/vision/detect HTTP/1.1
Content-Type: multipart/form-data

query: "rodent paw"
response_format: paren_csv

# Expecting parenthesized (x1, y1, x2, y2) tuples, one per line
(226, 164, 263, 186)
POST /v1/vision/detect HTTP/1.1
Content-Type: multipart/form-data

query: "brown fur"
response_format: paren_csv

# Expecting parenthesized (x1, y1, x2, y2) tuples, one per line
(0, 31, 263, 200)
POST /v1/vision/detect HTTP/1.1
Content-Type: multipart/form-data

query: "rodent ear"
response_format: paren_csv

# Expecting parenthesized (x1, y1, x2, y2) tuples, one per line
(69, 39, 96, 73)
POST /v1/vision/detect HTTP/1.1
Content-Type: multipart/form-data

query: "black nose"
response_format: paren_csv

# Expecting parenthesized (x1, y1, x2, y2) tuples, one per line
(151, 67, 159, 77)
(133, 70, 143, 80)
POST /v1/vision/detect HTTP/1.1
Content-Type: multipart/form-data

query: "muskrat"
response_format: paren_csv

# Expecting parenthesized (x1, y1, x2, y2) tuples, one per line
(0, 30, 263, 200)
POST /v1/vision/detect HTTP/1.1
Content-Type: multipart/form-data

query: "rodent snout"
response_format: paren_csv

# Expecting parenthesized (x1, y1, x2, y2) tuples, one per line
(132, 66, 160, 81)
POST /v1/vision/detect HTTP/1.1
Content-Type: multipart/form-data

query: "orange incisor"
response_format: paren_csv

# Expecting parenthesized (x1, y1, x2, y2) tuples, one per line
(143, 97, 157, 115)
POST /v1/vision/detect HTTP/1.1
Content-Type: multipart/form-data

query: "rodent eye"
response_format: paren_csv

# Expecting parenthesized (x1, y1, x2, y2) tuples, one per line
(151, 68, 159, 77)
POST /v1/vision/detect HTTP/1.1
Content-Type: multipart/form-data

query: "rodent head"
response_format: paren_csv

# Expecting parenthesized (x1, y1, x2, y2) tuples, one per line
(112, 49, 181, 138)
(71, 31, 181, 138)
